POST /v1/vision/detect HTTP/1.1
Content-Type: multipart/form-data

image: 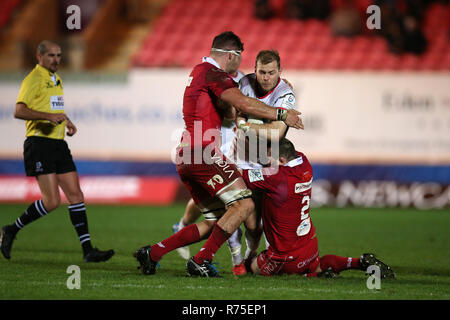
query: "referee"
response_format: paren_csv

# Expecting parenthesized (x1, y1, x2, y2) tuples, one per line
(0, 40, 114, 262)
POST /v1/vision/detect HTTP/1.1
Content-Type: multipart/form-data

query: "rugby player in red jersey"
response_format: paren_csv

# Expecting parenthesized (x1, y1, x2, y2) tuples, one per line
(134, 31, 303, 277)
(241, 138, 395, 279)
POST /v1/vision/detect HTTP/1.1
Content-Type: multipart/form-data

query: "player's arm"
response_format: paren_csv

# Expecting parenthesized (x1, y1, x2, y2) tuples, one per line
(241, 167, 281, 192)
(14, 102, 67, 124)
(220, 87, 303, 129)
(247, 91, 296, 140)
(222, 105, 237, 128)
(239, 120, 287, 142)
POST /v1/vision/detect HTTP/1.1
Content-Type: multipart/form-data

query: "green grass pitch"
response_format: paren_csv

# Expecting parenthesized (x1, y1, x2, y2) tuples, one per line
(0, 203, 449, 300)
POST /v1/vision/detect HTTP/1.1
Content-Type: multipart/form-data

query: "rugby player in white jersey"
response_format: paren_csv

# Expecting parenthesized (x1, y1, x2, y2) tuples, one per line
(227, 49, 296, 270)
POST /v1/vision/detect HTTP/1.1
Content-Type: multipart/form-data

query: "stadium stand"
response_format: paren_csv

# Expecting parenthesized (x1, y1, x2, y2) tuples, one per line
(132, 0, 449, 71)
(0, 0, 169, 71)
(0, 0, 21, 31)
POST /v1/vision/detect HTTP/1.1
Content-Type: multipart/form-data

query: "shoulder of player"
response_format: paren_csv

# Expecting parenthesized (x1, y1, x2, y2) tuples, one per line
(261, 166, 286, 180)
(271, 80, 295, 107)
(287, 153, 313, 177)
(204, 63, 232, 80)
(276, 79, 295, 96)
(202, 61, 227, 74)
(239, 73, 256, 91)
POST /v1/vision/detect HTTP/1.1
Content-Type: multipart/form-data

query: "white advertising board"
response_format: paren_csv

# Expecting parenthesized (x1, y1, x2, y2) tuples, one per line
(0, 70, 449, 164)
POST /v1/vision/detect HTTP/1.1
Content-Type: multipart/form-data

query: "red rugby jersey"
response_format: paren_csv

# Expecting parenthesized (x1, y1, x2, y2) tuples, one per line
(242, 151, 316, 256)
(181, 61, 237, 148)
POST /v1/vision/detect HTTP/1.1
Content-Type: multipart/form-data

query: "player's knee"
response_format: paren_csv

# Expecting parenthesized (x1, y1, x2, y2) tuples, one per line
(240, 197, 255, 216)
(197, 219, 217, 239)
(228, 197, 255, 221)
(204, 219, 216, 229)
(43, 196, 61, 212)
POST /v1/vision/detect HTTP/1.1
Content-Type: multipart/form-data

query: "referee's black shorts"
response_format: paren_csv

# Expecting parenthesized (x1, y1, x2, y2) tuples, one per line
(23, 136, 77, 176)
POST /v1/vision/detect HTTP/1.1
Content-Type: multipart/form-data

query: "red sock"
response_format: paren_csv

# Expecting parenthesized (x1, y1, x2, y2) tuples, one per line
(320, 255, 361, 273)
(150, 224, 200, 261)
(193, 224, 231, 264)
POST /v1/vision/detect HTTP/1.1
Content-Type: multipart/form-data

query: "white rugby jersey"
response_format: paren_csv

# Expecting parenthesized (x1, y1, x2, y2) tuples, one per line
(230, 73, 297, 169)
(239, 73, 296, 118)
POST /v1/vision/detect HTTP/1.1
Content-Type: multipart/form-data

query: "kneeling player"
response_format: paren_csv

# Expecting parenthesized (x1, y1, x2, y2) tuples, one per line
(241, 138, 395, 278)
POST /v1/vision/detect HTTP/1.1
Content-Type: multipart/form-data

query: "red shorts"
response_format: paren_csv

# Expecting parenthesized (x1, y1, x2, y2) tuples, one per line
(256, 237, 320, 276)
(176, 145, 248, 206)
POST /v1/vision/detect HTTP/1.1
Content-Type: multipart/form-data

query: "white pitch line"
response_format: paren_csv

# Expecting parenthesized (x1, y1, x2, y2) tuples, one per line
(1, 279, 375, 295)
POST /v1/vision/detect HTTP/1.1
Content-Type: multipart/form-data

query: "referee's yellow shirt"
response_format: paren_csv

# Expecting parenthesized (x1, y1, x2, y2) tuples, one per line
(16, 64, 66, 140)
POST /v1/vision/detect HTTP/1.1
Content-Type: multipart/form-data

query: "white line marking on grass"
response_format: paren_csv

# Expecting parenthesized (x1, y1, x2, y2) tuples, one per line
(2, 279, 374, 295)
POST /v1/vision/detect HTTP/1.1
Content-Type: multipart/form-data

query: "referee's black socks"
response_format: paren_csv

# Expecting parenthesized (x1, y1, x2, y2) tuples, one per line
(68, 202, 93, 255)
(9, 199, 49, 235)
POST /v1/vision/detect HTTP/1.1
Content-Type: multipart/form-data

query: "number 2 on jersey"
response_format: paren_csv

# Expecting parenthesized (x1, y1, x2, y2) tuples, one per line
(297, 195, 311, 237)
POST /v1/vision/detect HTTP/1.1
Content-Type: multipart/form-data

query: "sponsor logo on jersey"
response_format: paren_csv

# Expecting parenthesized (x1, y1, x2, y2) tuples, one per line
(248, 169, 264, 182)
(206, 174, 224, 190)
(295, 178, 313, 193)
(50, 95, 64, 110)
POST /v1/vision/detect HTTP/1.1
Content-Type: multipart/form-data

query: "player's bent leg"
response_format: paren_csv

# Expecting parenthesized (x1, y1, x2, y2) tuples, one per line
(184, 198, 202, 225)
(58, 171, 114, 263)
(135, 208, 220, 275)
(319, 255, 362, 275)
(190, 197, 254, 273)
(180, 149, 253, 277)
(188, 182, 254, 277)
(173, 198, 202, 233)
(135, 224, 203, 275)
(217, 197, 255, 235)
(173, 198, 202, 259)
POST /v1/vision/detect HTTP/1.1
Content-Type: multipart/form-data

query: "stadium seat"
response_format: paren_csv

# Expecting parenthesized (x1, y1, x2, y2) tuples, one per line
(0, 0, 21, 30)
(133, 0, 450, 71)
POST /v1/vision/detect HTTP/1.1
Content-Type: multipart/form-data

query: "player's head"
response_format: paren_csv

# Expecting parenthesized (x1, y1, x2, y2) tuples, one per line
(277, 138, 296, 164)
(37, 40, 61, 73)
(210, 31, 244, 74)
(255, 50, 281, 94)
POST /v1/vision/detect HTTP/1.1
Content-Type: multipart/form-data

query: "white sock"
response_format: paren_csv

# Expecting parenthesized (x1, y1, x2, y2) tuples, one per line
(229, 245, 243, 266)
(227, 228, 243, 265)
(179, 217, 187, 229)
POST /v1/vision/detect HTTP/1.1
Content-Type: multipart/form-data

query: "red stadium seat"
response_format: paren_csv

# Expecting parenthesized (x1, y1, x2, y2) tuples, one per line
(133, 0, 450, 71)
